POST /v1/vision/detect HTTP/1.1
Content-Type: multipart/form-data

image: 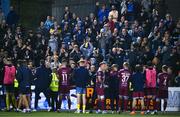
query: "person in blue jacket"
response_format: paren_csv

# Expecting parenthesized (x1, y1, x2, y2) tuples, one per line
(16, 60, 32, 113)
(73, 58, 90, 113)
(33, 60, 52, 111)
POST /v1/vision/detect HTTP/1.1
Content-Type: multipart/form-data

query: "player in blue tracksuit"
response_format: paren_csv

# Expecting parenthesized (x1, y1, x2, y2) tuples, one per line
(73, 59, 90, 113)
(130, 64, 145, 115)
(34, 60, 52, 111)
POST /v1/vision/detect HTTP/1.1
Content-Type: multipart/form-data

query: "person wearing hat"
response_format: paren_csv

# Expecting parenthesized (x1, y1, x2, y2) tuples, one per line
(95, 61, 108, 114)
(108, 64, 119, 113)
(73, 58, 90, 113)
(57, 59, 71, 111)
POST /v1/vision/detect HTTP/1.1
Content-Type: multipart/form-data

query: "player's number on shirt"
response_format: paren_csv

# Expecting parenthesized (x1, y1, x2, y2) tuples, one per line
(122, 73, 129, 84)
(62, 73, 68, 84)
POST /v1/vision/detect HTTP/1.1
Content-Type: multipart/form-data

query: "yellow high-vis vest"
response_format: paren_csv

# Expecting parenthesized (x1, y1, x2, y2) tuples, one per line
(50, 73, 59, 92)
(14, 79, 19, 88)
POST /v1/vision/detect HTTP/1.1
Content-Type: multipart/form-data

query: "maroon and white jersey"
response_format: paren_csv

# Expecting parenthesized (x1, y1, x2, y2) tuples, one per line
(58, 67, 71, 86)
(96, 69, 106, 88)
(157, 72, 169, 90)
(118, 69, 131, 89)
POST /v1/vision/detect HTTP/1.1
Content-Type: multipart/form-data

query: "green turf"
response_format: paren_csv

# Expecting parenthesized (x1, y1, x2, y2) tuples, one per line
(0, 112, 180, 117)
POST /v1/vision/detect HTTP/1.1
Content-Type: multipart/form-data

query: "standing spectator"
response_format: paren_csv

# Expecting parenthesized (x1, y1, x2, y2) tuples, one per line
(50, 55, 60, 70)
(120, 0, 127, 15)
(33, 60, 52, 111)
(126, 0, 135, 21)
(98, 4, 109, 24)
(16, 60, 32, 113)
(80, 37, 93, 59)
(119, 28, 132, 50)
(141, 0, 151, 12)
(6, 6, 19, 27)
(63, 6, 72, 20)
(44, 16, 53, 30)
(48, 34, 58, 53)
(108, 5, 118, 23)
(37, 21, 48, 36)
(97, 28, 109, 58)
(70, 45, 81, 63)
(3, 58, 17, 111)
(73, 59, 90, 113)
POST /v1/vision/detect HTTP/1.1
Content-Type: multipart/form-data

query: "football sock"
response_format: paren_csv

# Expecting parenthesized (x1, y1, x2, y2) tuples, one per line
(77, 104, 80, 111)
(153, 99, 156, 111)
(68, 99, 71, 110)
(132, 99, 136, 111)
(146, 98, 150, 110)
(119, 98, 122, 110)
(124, 99, 128, 111)
(155, 100, 160, 111)
(11, 95, 17, 108)
(6, 94, 10, 110)
(101, 100, 105, 110)
(82, 105, 86, 112)
(164, 101, 167, 111)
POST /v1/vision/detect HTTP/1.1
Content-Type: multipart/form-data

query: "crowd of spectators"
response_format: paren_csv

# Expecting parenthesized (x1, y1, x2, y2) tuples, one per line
(0, 0, 180, 87)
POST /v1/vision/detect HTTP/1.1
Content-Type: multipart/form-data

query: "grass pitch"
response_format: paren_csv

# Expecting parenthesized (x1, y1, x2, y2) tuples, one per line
(0, 111, 180, 117)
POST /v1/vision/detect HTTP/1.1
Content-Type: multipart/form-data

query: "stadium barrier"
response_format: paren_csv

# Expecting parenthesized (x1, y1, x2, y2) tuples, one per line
(1, 85, 178, 111)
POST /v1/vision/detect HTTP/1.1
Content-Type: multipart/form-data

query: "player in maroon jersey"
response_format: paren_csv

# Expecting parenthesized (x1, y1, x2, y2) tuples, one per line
(57, 59, 72, 111)
(154, 65, 170, 114)
(118, 62, 131, 112)
(95, 61, 108, 114)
